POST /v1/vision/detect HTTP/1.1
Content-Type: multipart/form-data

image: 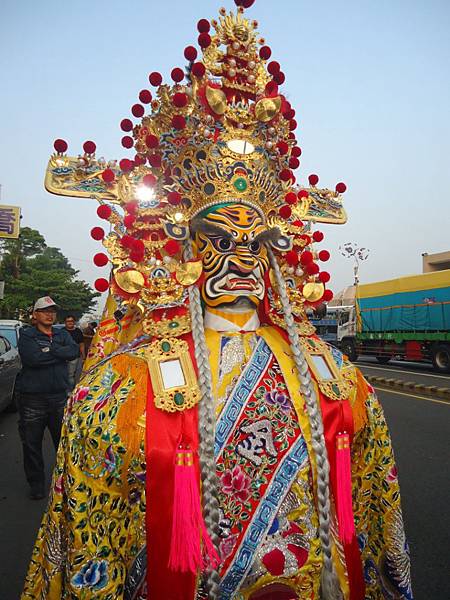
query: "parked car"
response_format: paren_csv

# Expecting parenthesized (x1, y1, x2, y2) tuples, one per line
(0, 319, 25, 349)
(0, 334, 21, 412)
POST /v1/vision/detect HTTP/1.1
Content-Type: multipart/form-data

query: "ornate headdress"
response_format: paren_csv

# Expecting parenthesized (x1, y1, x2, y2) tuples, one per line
(45, 1, 347, 336)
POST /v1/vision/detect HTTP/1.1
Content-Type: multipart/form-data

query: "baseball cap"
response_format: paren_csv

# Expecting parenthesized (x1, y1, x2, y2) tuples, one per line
(33, 296, 58, 311)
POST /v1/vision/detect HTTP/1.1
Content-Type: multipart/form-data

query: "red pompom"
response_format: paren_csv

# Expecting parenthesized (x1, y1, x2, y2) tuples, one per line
(198, 32, 211, 48)
(289, 119, 297, 131)
(171, 67, 185, 83)
(336, 182, 347, 193)
(91, 227, 105, 241)
(130, 250, 145, 263)
(95, 278, 109, 292)
(259, 45, 272, 60)
(125, 202, 138, 215)
(119, 158, 134, 172)
(276, 141, 289, 155)
(291, 146, 302, 158)
(286, 250, 299, 266)
(300, 251, 313, 264)
(93, 252, 109, 267)
(191, 62, 206, 77)
(312, 230, 324, 242)
(279, 169, 292, 181)
(121, 135, 134, 149)
(298, 189, 309, 199)
(289, 156, 300, 169)
(274, 71, 285, 85)
(124, 214, 136, 228)
(265, 81, 278, 96)
(101, 169, 115, 184)
(267, 61, 280, 75)
(139, 89, 152, 104)
(120, 235, 135, 249)
(308, 173, 319, 186)
(131, 104, 145, 118)
(283, 108, 295, 120)
(285, 192, 297, 205)
(83, 140, 96, 154)
(173, 92, 188, 108)
(148, 153, 162, 168)
(131, 239, 145, 253)
(172, 115, 186, 130)
(319, 271, 331, 283)
(97, 204, 112, 220)
(134, 154, 145, 166)
(120, 118, 133, 132)
(319, 250, 330, 262)
(143, 173, 157, 187)
(184, 46, 198, 61)
(165, 239, 181, 256)
(305, 262, 319, 275)
(292, 219, 304, 228)
(145, 134, 159, 148)
(323, 289, 334, 302)
(168, 191, 182, 205)
(278, 205, 292, 219)
(149, 71, 163, 86)
(197, 18, 210, 33)
(53, 138, 68, 153)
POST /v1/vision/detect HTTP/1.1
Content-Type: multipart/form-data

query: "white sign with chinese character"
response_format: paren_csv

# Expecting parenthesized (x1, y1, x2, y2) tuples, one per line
(0, 204, 21, 239)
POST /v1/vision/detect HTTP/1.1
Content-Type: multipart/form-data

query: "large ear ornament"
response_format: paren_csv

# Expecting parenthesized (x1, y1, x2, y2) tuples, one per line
(268, 231, 293, 252)
(164, 222, 189, 240)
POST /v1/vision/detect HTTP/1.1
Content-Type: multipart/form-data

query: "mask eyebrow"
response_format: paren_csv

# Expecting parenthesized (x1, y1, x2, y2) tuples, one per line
(190, 218, 233, 239)
(254, 227, 281, 245)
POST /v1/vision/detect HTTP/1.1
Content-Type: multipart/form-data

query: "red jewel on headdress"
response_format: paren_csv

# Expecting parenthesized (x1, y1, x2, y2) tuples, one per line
(191, 62, 206, 77)
(336, 182, 347, 193)
(274, 71, 285, 85)
(120, 118, 133, 132)
(121, 136, 134, 149)
(259, 45, 272, 60)
(298, 189, 309, 199)
(134, 154, 146, 166)
(319, 271, 331, 283)
(265, 81, 278, 96)
(149, 72, 163, 86)
(53, 139, 68, 153)
(93, 253, 109, 267)
(285, 192, 297, 205)
(323, 289, 334, 302)
(308, 174, 319, 186)
(97, 205, 112, 220)
(95, 278, 109, 292)
(288, 119, 297, 131)
(197, 18, 210, 33)
(124, 214, 136, 228)
(90, 227, 105, 241)
(172, 115, 186, 130)
(168, 191, 182, 206)
(312, 230, 324, 242)
(184, 46, 198, 61)
(171, 68, 185, 83)
(145, 134, 159, 149)
(101, 169, 115, 184)
(279, 169, 292, 181)
(120, 158, 134, 172)
(132, 104, 145, 118)
(139, 90, 152, 104)
(83, 140, 96, 154)
(198, 32, 212, 48)
(278, 205, 291, 219)
(173, 93, 188, 108)
(319, 250, 330, 262)
(276, 141, 289, 155)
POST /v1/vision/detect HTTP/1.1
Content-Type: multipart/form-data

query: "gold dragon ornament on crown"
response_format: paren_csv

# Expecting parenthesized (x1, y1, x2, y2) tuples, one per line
(45, 0, 348, 336)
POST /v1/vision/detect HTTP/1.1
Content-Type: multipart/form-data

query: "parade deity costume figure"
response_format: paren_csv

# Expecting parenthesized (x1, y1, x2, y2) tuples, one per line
(23, 2, 412, 599)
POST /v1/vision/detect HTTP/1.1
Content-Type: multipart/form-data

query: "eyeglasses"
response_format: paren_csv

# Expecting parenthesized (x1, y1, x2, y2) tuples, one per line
(36, 308, 57, 314)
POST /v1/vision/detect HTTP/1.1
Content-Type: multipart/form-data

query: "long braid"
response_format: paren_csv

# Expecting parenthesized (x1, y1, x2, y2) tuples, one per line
(185, 241, 221, 599)
(267, 248, 342, 600)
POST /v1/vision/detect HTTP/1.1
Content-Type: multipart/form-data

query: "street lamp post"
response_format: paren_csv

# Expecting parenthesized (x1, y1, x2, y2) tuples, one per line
(339, 242, 370, 286)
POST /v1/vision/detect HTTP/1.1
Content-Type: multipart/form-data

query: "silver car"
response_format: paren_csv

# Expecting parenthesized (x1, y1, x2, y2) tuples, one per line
(0, 334, 21, 411)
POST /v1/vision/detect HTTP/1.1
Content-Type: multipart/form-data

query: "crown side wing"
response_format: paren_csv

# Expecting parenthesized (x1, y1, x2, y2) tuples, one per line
(294, 188, 347, 224)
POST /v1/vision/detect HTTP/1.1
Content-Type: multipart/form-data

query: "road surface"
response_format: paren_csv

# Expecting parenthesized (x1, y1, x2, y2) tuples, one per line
(0, 376, 449, 599)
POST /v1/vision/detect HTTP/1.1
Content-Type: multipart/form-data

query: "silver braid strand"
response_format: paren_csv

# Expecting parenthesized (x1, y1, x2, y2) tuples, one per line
(185, 241, 221, 599)
(267, 248, 342, 600)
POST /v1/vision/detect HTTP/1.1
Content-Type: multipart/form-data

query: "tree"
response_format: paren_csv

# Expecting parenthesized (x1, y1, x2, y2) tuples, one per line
(0, 227, 100, 320)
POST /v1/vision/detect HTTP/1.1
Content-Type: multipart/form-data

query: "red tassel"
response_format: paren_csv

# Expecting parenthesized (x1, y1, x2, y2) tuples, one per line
(335, 432, 356, 545)
(168, 445, 220, 573)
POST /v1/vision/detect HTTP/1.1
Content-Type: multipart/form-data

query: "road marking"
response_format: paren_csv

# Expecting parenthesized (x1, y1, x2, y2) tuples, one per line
(374, 386, 450, 406)
(357, 363, 450, 380)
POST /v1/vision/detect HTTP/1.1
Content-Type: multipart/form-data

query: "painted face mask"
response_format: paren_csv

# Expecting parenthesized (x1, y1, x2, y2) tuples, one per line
(192, 203, 269, 308)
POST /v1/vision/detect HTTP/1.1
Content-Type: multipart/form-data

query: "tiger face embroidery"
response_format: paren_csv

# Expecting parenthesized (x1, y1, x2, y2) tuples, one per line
(192, 203, 270, 308)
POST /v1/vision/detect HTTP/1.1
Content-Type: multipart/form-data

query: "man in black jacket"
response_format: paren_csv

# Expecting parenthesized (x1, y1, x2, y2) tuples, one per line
(16, 296, 79, 499)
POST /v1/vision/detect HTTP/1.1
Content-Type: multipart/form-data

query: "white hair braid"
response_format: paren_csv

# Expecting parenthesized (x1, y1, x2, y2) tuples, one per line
(267, 247, 342, 600)
(185, 241, 221, 599)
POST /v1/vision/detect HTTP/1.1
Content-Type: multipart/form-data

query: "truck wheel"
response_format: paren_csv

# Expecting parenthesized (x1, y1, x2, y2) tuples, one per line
(342, 340, 358, 362)
(376, 355, 391, 365)
(432, 344, 450, 374)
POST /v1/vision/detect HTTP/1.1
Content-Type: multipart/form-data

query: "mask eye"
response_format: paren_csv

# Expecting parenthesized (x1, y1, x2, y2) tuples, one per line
(214, 237, 234, 252)
(248, 240, 261, 253)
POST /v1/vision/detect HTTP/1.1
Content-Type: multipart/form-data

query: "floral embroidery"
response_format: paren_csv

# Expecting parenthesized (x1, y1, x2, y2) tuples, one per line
(71, 559, 109, 591)
(221, 465, 252, 502)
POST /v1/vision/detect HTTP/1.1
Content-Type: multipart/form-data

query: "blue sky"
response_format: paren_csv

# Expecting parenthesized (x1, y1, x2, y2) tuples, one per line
(1, 0, 449, 302)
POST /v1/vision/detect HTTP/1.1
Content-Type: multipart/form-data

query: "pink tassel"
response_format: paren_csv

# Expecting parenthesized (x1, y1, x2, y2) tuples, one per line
(335, 432, 356, 545)
(168, 446, 220, 573)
